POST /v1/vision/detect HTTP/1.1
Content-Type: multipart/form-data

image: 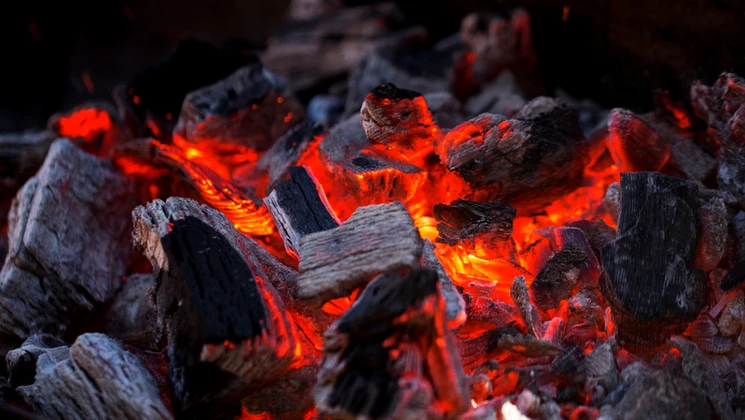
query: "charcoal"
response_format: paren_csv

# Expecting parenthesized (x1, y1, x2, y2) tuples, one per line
(314, 269, 470, 419)
(0, 130, 56, 197)
(567, 220, 616, 259)
(685, 313, 719, 339)
(434, 199, 516, 247)
(565, 290, 606, 344)
(602, 182, 621, 225)
(360, 83, 437, 158)
(530, 244, 587, 311)
(307, 94, 345, 128)
(0, 139, 136, 339)
(256, 121, 325, 193)
(241, 362, 319, 420)
(6, 334, 66, 389)
(695, 197, 728, 271)
(606, 109, 670, 172)
(421, 240, 466, 327)
(263, 2, 407, 92)
(264, 166, 340, 258)
(173, 63, 304, 153)
(286, 0, 342, 21)
(522, 227, 601, 291)
(296, 201, 422, 307)
(17, 333, 172, 420)
(669, 138, 717, 182)
(717, 290, 745, 337)
(464, 71, 526, 118)
(423, 91, 466, 130)
(47, 101, 128, 157)
(601, 172, 706, 347)
(104, 274, 155, 347)
(437, 97, 588, 210)
(510, 276, 543, 338)
(462, 282, 518, 328)
(132, 199, 297, 414)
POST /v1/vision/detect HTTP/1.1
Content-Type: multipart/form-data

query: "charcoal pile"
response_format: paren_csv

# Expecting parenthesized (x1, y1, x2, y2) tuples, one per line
(1, 2, 745, 420)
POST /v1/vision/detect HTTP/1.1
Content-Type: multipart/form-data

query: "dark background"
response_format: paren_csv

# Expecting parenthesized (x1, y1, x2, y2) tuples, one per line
(1, 0, 744, 132)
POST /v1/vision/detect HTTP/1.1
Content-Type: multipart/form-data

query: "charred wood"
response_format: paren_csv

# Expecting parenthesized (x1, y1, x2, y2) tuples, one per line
(256, 121, 324, 193)
(605, 108, 670, 172)
(669, 137, 717, 182)
(0, 130, 56, 197)
(47, 102, 128, 157)
(104, 274, 155, 348)
(421, 240, 466, 327)
(529, 244, 587, 311)
(6, 334, 66, 389)
(464, 71, 526, 118)
(0, 139, 136, 339)
(695, 197, 728, 271)
(422, 91, 466, 130)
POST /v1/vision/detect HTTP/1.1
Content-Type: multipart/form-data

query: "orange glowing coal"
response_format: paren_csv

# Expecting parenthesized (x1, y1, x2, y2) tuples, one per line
(55, 108, 112, 142)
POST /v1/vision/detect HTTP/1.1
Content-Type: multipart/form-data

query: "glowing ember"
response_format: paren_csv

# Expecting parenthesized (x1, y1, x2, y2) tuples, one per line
(55, 108, 113, 142)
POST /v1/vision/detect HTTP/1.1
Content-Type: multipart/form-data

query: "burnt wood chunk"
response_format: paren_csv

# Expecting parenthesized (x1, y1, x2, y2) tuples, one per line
(297, 201, 422, 307)
(6, 334, 66, 389)
(530, 244, 587, 311)
(600, 172, 706, 347)
(315, 269, 469, 419)
(695, 198, 727, 271)
(423, 92, 466, 130)
(173, 63, 304, 153)
(17, 333, 173, 420)
(47, 102, 128, 157)
(723, 211, 745, 290)
(0, 130, 56, 196)
(264, 166, 340, 257)
(360, 83, 437, 157)
(464, 71, 527, 118)
(669, 138, 716, 182)
(132, 199, 297, 414)
(437, 97, 588, 210)
(256, 121, 325, 193)
(602, 182, 621, 225)
(104, 274, 155, 347)
(434, 199, 516, 248)
(510, 276, 543, 338)
(421, 240, 466, 327)
(0, 139, 136, 339)
(606, 109, 670, 172)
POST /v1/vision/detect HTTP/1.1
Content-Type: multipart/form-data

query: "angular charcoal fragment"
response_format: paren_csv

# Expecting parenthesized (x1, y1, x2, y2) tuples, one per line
(601, 172, 706, 347)
(602, 182, 620, 225)
(315, 269, 470, 419)
(464, 71, 526, 118)
(0, 130, 56, 197)
(47, 101, 128, 157)
(606, 109, 670, 172)
(437, 97, 588, 210)
(529, 244, 587, 311)
(0, 139, 136, 339)
(423, 91, 466, 130)
(434, 199, 516, 247)
(6, 334, 66, 389)
(104, 273, 155, 347)
(17, 333, 173, 420)
(257, 121, 325, 193)
(695, 197, 727, 271)
(132, 199, 297, 415)
(421, 240, 466, 327)
(510, 276, 543, 338)
(264, 166, 340, 258)
(669, 138, 716, 182)
(297, 201, 422, 307)
(360, 83, 437, 157)
(174, 62, 304, 153)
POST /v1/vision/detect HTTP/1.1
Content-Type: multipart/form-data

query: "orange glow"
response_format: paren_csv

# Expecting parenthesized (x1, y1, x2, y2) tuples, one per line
(81, 71, 95, 94)
(562, 6, 570, 21)
(56, 108, 112, 142)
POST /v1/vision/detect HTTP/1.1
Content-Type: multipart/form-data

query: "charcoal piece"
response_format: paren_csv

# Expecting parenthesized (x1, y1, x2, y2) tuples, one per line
(6, 334, 66, 389)
(125, 39, 254, 134)
(462, 282, 518, 328)
(0, 139, 136, 339)
(264, 166, 340, 258)
(568, 220, 616, 259)
(530, 244, 587, 311)
(510, 276, 543, 338)
(308, 94, 345, 128)
(241, 362, 319, 420)
(423, 91, 465, 130)
(360, 83, 437, 157)
(174, 62, 304, 153)
(315, 269, 469, 419)
(612, 364, 712, 420)
(263, 2, 407, 92)
(17, 333, 173, 420)
(0, 130, 56, 196)
(605, 109, 670, 172)
(671, 336, 737, 420)
(297, 201, 422, 307)
(47, 101, 128, 157)
(437, 97, 588, 210)
(434, 199, 516, 247)
(256, 121, 325, 193)
(601, 172, 706, 347)
(717, 290, 745, 337)
(464, 71, 526, 118)
(669, 138, 717, 182)
(695, 198, 727, 271)
(421, 240, 466, 327)
(104, 274, 155, 347)
(602, 182, 621, 225)
(132, 200, 297, 414)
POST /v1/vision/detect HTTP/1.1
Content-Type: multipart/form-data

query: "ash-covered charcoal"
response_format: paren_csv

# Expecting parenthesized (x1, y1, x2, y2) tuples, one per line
(461, 281, 518, 328)
(567, 220, 617, 259)
(606, 109, 670, 172)
(464, 71, 527, 118)
(529, 244, 587, 311)
(47, 101, 128, 157)
(0, 130, 56, 197)
(264, 166, 340, 258)
(669, 137, 717, 182)
(602, 182, 621, 225)
(17, 333, 173, 420)
(241, 362, 320, 420)
(263, 2, 408, 93)
(123, 39, 254, 137)
(296, 201, 422, 307)
(434, 199, 516, 247)
(173, 62, 304, 153)
(360, 83, 438, 158)
(510, 276, 543, 338)
(437, 97, 588, 210)
(257, 121, 325, 193)
(601, 172, 707, 347)
(6, 334, 67, 389)
(314, 269, 470, 419)
(104, 274, 155, 347)
(423, 92, 466, 130)
(421, 240, 467, 327)
(695, 197, 728, 271)
(0, 139, 136, 339)
(132, 200, 297, 415)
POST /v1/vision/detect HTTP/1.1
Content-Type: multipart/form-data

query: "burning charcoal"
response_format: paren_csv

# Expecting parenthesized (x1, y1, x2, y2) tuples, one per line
(132, 199, 298, 415)
(669, 138, 717, 182)
(360, 83, 437, 157)
(437, 97, 588, 210)
(104, 274, 155, 347)
(0, 139, 136, 339)
(124, 39, 254, 137)
(47, 102, 128, 157)
(17, 333, 173, 420)
(264, 166, 340, 258)
(671, 336, 737, 420)
(695, 197, 727, 271)
(685, 312, 719, 340)
(308, 94, 345, 128)
(434, 199, 516, 248)
(241, 362, 319, 419)
(422, 240, 466, 327)
(568, 219, 617, 259)
(606, 109, 670, 172)
(256, 121, 325, 193)
(173, 62, 304, 153)
(464, 71, 526, 118)
(601, 172, 706, 348)
(0, 130, 56, 197)
(314, 269, 470, 419)
(529, 244, 587, 311)
(461, 281, 518, 328)
(297, 201, 422, 307)
(602, 182, 620, 225)
(580, 341, 619, 405)
(263, 2, 407, 92)
(718, 290, 745, 337)
(510, 276, 543, 338)
(564, 290, 606, 344)
(423, 92, 466, 130)
(6, 334, 66, 389)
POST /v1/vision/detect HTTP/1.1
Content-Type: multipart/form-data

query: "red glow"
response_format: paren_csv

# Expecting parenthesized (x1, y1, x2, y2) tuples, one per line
(56, 108, 112, 142)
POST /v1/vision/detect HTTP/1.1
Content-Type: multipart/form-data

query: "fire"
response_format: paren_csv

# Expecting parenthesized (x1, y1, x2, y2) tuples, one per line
(55, 108, 112, 142)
